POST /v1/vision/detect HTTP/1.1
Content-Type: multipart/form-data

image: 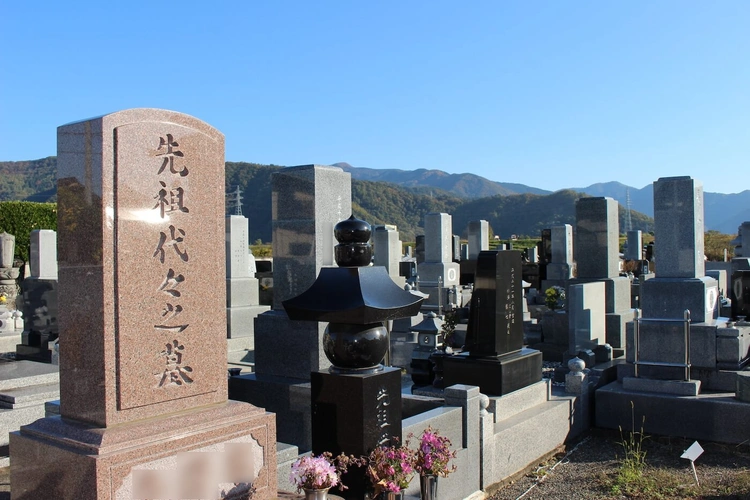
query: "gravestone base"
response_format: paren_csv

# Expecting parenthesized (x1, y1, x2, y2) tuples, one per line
(227, 277, 260, 307)
(10, 401, 277, 500)
(570, 277, 631, 314)
(605, 311, 633, 349)
(226, 304, 270, 340)
(14, 344, 52, 363)
(0, 361, 60, 449)
(311, 367, 402, 500)
(531, 311, 568, 361)
(253, 310, 329, 379)
(716, 323, 750, 369)
(616, 363, 743, 392)
(418, 261, 460, 307)
(737, 372, 750, 402)
(229, 374, 313, 451)
(16, 331, 56, 363)
(641, 276, 718, 323)
(596, 380, 750, 444)
(544, 263, 572, 281)
(442, 348, 542, 396)
(621, 376, 701, 396)
(625, 321, 722, 379)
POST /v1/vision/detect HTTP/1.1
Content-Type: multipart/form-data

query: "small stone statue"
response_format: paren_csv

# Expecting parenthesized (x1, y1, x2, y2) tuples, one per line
(0, 232, 20, 309)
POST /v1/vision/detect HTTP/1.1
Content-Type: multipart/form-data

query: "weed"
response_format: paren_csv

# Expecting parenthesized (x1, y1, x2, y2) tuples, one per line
(611, 401, 649, 493)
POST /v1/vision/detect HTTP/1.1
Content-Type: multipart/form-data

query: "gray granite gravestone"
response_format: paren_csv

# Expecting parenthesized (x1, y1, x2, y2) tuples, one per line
(543, 224, 574, 285)
(373, 224, 405, 287)
(625, 230, 643, 262)
(570, 197, 634, 351)
(567, 281, 606, 364)
(229, 164, 351, 450)
(226, 215, 270, 366)
(467, 220, 489, 260)
(419, 213, 460, 309)
(641, 177, 717, 323)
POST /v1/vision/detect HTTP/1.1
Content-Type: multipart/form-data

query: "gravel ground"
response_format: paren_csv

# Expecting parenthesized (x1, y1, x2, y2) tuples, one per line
(488, 429, 750, 500)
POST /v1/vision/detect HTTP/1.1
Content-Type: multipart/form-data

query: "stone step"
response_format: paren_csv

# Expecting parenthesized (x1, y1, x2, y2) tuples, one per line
(0, 361, 59, 391)
(491, 398, 572, 481)
(0, 382, 60, 409)
(0, 403, 48, 447)
(0, 332, 21, 355)
(228, 349, 255, 365)
(488, 380, 550, 423)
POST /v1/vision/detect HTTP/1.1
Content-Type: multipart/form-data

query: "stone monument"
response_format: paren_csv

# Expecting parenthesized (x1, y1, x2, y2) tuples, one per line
(624, 230, 643, 262)
(541, 224, 574, 290)
(283, 215, 424, 500)
(461, 219, 489, 284)
(229, 164, 351, 450)
(226, 214, 269, 367)
(16, 230, 59, 362)
(570, 197, 634, 353)
(640, 177, 717, 323)
(419, 213, 460, 309)
(10, 108, 277, 499)
(372, 224, 405, 287)
(443, 250, 542, 395)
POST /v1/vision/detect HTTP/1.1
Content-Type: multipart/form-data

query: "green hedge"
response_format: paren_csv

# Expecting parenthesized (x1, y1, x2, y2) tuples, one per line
(0, 201, 57, 262)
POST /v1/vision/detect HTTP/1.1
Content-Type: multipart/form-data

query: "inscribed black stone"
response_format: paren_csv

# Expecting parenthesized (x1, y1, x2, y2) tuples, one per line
(311, 367, 402, 500)
(464, 250, 523, 357)
(731, 270, 750, 320)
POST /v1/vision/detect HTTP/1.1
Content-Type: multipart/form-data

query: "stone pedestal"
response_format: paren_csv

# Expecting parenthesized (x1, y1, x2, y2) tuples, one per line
(11, 402, 276, 500)
(419, 261, 460, 308)
(531, 310, 569, 361)
(442, 349, 542, 396)
(641, 276, 718, 323)
(311, 367, 402, 500)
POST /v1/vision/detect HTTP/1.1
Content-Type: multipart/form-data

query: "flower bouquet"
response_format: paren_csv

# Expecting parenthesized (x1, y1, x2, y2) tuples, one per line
(366, 441, 416, 497)
(289, 452, 361, 495)
(545, 286, 566, 310)
(413, 426, 457, 477)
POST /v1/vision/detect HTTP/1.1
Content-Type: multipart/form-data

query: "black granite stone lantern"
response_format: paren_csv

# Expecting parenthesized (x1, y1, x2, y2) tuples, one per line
(283, 215, 424, 373)
(282, 215, 425, 500)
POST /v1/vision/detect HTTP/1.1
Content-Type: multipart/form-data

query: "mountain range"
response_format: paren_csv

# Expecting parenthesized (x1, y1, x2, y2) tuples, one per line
(334, 163, 749, 235)
(0, 157, 741, 242)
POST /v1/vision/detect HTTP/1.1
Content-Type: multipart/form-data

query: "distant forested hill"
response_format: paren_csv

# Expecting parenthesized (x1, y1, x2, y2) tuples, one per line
(0, 157, 57, 202)
(452, 190, 653, 239)
(1, 157, 653, 243)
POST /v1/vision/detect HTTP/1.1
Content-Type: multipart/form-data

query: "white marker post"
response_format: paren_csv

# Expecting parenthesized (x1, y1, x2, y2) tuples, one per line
(680, 441, 704, 485)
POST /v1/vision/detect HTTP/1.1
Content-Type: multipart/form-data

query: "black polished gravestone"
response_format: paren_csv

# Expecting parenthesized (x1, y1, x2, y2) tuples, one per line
(731, 270, 750, 320)
(443, 250, 542, 395)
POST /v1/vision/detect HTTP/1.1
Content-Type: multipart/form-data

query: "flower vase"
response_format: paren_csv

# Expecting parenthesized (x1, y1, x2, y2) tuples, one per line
(420, 474, 438, 500)
(303, 487, 329, 500)
(382, 492, 404, 500)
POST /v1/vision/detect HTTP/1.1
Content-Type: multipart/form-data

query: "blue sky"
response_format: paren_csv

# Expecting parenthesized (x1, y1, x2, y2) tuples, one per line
(1, 1, 748, 194)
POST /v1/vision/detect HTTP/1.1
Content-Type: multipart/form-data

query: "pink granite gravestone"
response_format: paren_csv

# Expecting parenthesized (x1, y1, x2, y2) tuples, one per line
(10, 109, 277, 499)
